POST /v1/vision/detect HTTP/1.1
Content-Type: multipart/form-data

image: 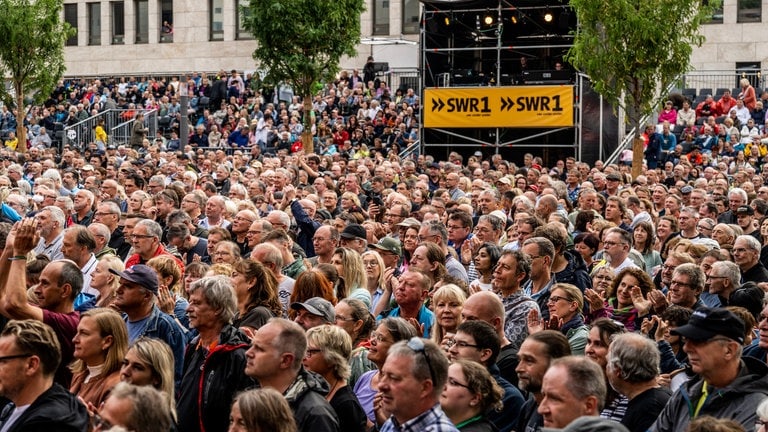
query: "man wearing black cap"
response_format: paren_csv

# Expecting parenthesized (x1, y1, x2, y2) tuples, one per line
(111, 264, 186, 384)
(604, 172, 622, 197)
(339, 223, 367, 254)
(651, 307, 768, 432)
(735, 206, 761, 241)
(291, 297, 335, 331)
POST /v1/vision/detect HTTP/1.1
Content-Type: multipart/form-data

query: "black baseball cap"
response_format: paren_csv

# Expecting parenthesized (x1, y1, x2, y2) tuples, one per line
(671, 307, 745, 344)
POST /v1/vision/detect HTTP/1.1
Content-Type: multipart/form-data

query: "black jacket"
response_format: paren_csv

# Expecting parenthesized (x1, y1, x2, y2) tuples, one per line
(4, 383, 89, 432)
(177, 325, 256, 432)
(285, 368, 340, 432)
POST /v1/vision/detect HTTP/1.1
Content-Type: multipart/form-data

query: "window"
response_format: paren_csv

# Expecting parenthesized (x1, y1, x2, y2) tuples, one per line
(64, 4, 78, 46)
(134, 0, 148, 43)
(111, 2, 124, 44)
(402, 0, 419, 34)
(87, 3, 101, 45)
(236, 0, 253, 40)
(210, 0, 224, 41)
(373, 0, 390, 35)
(738, 0, 761, 22)
(160, 0, 173, 42)
(705, 0, 723, 24)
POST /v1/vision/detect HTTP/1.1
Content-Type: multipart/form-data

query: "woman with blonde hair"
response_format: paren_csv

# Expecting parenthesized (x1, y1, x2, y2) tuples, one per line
(331, 247, 372, 309)
(431, 284, 466, 349)
(80, 255, 124, 311)
(303, 325, 366, 432)
(229, 388, 297, 432)
(147, 255, 190, 329)
(440, 360, 504, 431)
(528, 283, 590, 355)
(360, 250, 388, 315)
(120, 337, 177, 423)
(70, 308, 129, 408)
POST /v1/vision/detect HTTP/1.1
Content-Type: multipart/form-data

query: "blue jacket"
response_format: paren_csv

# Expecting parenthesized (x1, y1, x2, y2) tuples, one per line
(126, 305, 187, 387)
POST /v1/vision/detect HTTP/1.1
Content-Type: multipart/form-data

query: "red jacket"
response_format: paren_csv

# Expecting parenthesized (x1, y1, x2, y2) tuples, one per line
(125, 245, 185, 275)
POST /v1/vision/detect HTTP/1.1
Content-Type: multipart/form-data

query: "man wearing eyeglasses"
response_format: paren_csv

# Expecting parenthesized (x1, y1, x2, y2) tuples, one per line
(378, 337, 457, 432)
(447, 320, 524, 432)
(124, 219, 184, 275)
(601, 228, 639, 274)
(733, 235, 768, 284)
(0, 320, 89, 431)
(652, 307, 768, 432)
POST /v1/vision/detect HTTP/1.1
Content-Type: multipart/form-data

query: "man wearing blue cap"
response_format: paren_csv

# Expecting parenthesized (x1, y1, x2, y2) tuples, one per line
(111, 264, 186, 385)
(651, 307, 768, 432)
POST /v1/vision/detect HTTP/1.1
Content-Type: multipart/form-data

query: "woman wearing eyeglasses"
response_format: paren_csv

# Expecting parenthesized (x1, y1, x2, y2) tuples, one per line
(440, 360, 503, 432)
(334, 298, 377, 387)
(527, 283, 589, 355)
(303, 325, 366, 432)
(352, 317, 418, 429)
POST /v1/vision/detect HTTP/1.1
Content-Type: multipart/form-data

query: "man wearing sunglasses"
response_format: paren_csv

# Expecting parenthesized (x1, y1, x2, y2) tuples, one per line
(378, 337, 457, 432)
(652, 307, 768, 432)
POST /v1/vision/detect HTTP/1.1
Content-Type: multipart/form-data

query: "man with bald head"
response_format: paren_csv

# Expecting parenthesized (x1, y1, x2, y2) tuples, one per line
(463, 291, 519, 385)
(535, 194, 559, 221)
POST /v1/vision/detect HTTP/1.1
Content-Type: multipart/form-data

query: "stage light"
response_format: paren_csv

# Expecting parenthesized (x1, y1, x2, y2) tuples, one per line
(510, 15, 518, 24)
(484, 15, 494, 25)
(444, 16, 451, 26)
(544, 12, 553, 22)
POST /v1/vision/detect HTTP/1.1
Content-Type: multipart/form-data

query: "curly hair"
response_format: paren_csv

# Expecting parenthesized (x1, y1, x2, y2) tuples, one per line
(606, 266, 655, 303)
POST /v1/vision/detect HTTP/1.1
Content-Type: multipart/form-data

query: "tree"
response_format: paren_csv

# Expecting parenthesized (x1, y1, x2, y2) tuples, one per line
(242, 0, 365, 153)
(566, 0, 718, 177)
(0, 0, 74, 153)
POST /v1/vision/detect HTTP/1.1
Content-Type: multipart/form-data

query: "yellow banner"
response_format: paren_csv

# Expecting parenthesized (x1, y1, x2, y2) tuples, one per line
(424, 86, 574, 128)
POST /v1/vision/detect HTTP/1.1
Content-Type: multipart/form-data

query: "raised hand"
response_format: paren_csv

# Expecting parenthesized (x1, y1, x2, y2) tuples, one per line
(527, 308, 545, 334)
(584, 288, 605, 311)
(631, 286, 653, 316)
(157, 285, 175, 315)
(13, 218, 39, 256)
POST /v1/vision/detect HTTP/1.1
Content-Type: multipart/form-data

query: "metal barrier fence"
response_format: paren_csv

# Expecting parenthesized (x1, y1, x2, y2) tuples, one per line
(374, 68, 420, 93)
(62, 109, 158, 151)
(678, 70, 765, 98)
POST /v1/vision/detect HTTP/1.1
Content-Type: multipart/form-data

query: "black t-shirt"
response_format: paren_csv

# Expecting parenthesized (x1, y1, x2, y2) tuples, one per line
(621, 387, 672, 432)
(330, 385, 366, 432)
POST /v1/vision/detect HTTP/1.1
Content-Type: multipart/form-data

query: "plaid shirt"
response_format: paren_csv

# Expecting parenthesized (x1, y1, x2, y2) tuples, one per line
(380, 404, 458, 432)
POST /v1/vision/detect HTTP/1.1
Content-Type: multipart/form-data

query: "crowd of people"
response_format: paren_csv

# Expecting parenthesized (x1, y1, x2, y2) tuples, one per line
(1, 68, 768, 432)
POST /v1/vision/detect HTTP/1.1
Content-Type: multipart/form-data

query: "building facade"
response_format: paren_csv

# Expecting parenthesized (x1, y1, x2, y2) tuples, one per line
(62, 0, 420, 77)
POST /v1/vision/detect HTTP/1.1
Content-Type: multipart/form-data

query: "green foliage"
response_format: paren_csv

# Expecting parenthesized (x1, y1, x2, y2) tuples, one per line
(242, 0, 365, 100)
(566, 0, 719, 129)
(0, 0, 73, 106)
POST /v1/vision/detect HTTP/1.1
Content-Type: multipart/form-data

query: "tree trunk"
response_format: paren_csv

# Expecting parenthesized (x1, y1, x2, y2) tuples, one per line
(302, 95, 313, 154)
(15, 82, 26, 153)
(632, 136, 644, 179)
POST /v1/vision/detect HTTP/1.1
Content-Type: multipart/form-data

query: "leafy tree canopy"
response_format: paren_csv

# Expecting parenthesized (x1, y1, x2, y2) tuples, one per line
(0, 0, 73, 151)
(567, 0, 718, 175)
(0, 0, 73, 106)
(242, 0, 366, 100)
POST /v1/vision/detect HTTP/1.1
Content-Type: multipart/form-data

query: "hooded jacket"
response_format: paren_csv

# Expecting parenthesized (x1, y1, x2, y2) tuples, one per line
(284, 367, 339, 432)
(651, 357, 768, 432)
(555, 249, 592, 293)
(177, 325, 256, 432)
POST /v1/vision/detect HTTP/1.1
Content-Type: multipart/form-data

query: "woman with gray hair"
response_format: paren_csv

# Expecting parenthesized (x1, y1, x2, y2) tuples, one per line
(177, 276, 256, 432)
(303, 325, 366, 432)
